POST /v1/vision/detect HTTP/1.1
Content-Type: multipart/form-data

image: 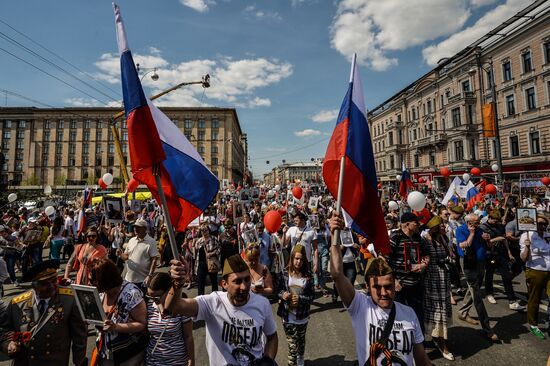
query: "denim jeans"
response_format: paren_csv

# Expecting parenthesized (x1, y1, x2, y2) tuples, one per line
(197, 261, 218, 296)
(4, 249, 21, 282)
(459, 261, 492, 333)
(315, 244, 329, 289)
(22, 245, 42, 276)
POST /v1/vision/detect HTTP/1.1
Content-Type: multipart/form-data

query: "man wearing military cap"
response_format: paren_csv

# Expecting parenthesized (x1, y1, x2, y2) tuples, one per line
(328, 213, 431, 366)
(0, 259, 87, 365)
(169, 254, 278, 365)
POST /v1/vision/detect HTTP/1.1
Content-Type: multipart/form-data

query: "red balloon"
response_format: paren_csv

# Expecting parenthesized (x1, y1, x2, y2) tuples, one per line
(471, 167, 481, 176)
(292, 186, 303, 199)
(541, 177, 550, 186)
(418, 177, 425, 183)
(413, 208, 431, 225)
(127, 178, 139, 193)
(485, 184, 497, 195)
(264, 210, 283, 233)
(377, 183, 382, 189)
(440, 167, 451, 177)
(98, 178, 107, 190)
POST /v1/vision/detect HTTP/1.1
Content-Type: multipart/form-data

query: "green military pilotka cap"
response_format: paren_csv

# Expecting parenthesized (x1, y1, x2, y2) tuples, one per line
(449, 205, 464, 214)
(222, 254, 249, 277)
(364, 257, 393, 277)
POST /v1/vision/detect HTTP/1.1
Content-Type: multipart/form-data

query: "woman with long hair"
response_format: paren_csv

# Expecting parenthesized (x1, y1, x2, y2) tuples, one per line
(244, 243, 274, 296)
(89, 258, 147, 366)
(277, 244, 314, 366)
(64, 226, 107, 285)
(48, 216, 66, 260)
(145, 272, 195, 366)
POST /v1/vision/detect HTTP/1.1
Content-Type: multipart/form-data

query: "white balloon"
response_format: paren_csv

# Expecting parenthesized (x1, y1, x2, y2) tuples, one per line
(491, 164, 499, 172)
(44, 185, 52, 195)
(396, 175, 402, 181)
(274, 184, 280, 191)
(388, 201, 399, 211)
(462, 173, 471, 183)
(44, 206, 55, 216)
(102, 173, 114, 186)
(407, 191, 426, 211)
(8, 193, 17, 202)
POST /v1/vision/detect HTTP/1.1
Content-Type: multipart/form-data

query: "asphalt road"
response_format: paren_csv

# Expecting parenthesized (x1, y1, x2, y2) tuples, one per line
(1, 261, 549, 365)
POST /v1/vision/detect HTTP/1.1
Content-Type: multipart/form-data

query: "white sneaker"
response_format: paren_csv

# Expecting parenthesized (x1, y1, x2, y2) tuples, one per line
(509, 301, 526, 311)
(297, 355, 305, 366)
(487, 295, 497, 304)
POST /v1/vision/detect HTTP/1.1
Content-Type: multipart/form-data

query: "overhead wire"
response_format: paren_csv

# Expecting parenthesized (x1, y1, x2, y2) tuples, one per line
(250, 136, 329, 161)
(0, 17, 122, 99)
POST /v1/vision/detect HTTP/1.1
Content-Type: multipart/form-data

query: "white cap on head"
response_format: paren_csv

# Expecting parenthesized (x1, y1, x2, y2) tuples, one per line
(134, 218, 148, 228)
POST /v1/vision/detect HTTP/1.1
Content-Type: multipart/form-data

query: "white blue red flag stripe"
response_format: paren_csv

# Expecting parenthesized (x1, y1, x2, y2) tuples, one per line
(77, 187, 93, 236)
(399, 162, 414, 198)
(323, 54, 390, 255)
(113, 4, 218, 231)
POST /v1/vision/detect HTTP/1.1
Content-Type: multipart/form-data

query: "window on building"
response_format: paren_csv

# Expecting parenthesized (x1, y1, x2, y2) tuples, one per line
(55, 155, 62, 167)
(502, 61, 512, 81)
(2, 130, 10, 140)
(454, 140, 464, 160)
(212, 157, 218, 166)
(414, 154, 419, 168)
(427, 100, 432, 114)
(525, 87, 536, 110)
(486, 69, 494, 88)
(198, 131, 205, 141)
(108, 143, 115, 154)
(69, 144, 76, 154)
(15, 151, 23, 161)
(56, 130, 63, 141)
(96, 145, 102, 154)
(42, 156, 48, 166)
(544, 42, 550, 64)
(398, 130, 403, 144)
(451, 108, 461, 127)
(58, 120, 64, 129)
(16, 140, 23, 149)
(96, 157, 102, 166)
(389, 155, 395, 169)
(462, 80, 470, 92)
(412, 108, 417, 120)
(388, 132, 393, 145)
(16, 131, 24, 139)
(212, 131, 219, 140)
(44, 131, 50, 141)
(83, 130, 90, 141)
(56, 144, 62, 154)
(184, 119, 193, 129)
(467, 105, 475, 124)
(122, 143, 127, 154)
(18, 120, 26, 128)
(522, 51, 533, 73)
(121, 131, 128, 141)
(184, 131, 192, 140)
(198, 119, 205, 129)
(440, 95, 444, 108)
(97, 121, 103, 129)
(510, 135, 520, 157)
(83, 156, 89, 166)
(469, 139, 476, 160)
(44, 120, 51, 129)
(530, 131, 541, 154)
(198, 145, 205, 153)
(212, 119, 219, 129)
(15, 162, 22, 171)
(212, 145, 218, 154)
(4, 120, 11, 129)
(83, 143, 89, 155)
(68, 157, 75, 166)
(429, 151, 435, 166)
(70, 120, 77, 129)
(43, 144, 49, 154)
(69, 131, 76, 142)
(96, 130, 102, 141)
(506, 95, 515, 116)
(84, 120, 91, 129)
(108, 131, 114, 141)
(108, 156, 114, 166)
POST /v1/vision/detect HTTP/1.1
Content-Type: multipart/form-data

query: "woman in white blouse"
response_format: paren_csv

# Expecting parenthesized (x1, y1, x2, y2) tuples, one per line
(520, 215, 550, 340)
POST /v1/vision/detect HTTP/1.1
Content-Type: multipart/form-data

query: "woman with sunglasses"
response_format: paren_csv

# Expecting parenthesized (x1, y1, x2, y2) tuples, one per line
(520, 215, 550, 339)
(145, 272, 194, 366)
(64, 226, 107, 285)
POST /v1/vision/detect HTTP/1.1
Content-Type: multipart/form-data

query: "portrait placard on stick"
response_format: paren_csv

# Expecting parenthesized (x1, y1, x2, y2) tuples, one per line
(71, 284, 106, 325)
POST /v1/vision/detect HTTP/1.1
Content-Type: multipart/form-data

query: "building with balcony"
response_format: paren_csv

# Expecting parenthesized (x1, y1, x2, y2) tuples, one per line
(368, 1, 550, 190)
(0, 107, 246, 188)
(263, 160, 322, 186)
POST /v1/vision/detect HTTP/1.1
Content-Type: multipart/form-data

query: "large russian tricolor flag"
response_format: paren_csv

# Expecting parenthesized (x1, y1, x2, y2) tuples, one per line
(323, 54, 390, 255)
(114, 4, 218, 231)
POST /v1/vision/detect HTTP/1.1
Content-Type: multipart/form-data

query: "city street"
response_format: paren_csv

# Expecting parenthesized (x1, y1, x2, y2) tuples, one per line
(1, 262, 548, 365)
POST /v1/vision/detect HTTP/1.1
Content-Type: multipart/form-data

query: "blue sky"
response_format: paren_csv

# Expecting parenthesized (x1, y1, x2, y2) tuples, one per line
(0, 0, 530, 178)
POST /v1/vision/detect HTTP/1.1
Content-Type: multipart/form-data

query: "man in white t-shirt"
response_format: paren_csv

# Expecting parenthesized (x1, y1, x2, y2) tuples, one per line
(119, 218, 159, 292)
(285, 212, 318, 273)
(169, 254, 278, 366)
(329, 213, 432, 366)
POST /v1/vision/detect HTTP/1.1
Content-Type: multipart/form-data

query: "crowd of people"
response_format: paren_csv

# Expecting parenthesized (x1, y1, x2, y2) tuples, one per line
(0, 182, 548, 365)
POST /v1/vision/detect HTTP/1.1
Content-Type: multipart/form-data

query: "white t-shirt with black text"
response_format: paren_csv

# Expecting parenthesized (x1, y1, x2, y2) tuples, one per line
(347, 291, 424, 366)
(195, 291, 277, 366)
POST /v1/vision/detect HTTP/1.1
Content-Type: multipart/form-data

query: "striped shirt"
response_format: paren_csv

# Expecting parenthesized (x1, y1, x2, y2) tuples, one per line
(146, 300, 191, 366)
(387, 229, 429, 287)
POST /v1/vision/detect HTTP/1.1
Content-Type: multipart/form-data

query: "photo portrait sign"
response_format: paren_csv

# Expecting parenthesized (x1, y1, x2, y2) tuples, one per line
(103, 196, 124, 224)
(517, 207, 537, 232)
(71, 284, 106, 325)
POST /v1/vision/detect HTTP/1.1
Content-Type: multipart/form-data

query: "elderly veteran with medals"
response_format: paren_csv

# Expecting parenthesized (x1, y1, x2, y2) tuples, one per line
(169, 254, 278, 366)
(328, 213, 432, 366)
(0, 259, 87, 365)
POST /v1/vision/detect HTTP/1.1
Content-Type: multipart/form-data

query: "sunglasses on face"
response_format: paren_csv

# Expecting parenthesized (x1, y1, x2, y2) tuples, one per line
(87, 235, 97, 238)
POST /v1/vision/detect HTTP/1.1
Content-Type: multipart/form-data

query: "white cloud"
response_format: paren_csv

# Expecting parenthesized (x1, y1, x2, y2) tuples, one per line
(422, 0, 528, 66)
(469, 0, 499, 7)
(311, 109, 338, 123)
(244, 5, 282, 21)
(65, 98, 101, 107)
(179, 0, 214, 12)
(330, 0, 471, 71)
(93, 52, 292, 108)
(294, 129, 321, 137)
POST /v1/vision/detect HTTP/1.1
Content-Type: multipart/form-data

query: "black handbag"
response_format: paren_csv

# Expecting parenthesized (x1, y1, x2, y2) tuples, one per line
(110, 332, 148, 363)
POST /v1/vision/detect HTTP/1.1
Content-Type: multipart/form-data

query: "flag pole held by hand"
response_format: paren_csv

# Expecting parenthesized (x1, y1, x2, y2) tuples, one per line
(333, 156, 345, 247)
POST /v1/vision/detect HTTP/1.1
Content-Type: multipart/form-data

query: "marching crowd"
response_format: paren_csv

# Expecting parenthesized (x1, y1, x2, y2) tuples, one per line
(0, 185, 549, 365)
